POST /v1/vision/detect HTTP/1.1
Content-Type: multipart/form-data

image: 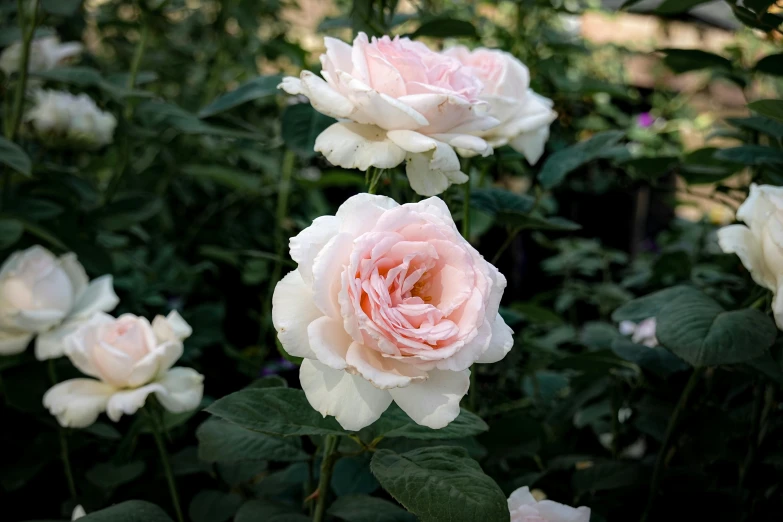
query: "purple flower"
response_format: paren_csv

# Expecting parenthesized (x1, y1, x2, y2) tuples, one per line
(637, 112, 654, 128)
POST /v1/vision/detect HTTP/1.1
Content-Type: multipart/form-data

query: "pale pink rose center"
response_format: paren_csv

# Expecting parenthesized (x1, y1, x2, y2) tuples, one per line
(459, 50, 505, 88)
(347, 224, 480, 357)
(364, 36, 483, 102)
(91, 318, 152, 386)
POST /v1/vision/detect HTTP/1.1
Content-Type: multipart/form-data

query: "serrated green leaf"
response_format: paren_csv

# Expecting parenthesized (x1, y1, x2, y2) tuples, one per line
(85, 461, 145, 490)
(0, 218, 23, 249)
(748, 99, 783, 123)
(371, 446, 506, 522)
(79, 501, 174, 522)
(205, 387, 345, 436)
(328, 494, 415, 522)
(714, 145, 783, 166)
(365, 403, 488, 440)
(660, 49, 732, 74)
(612, 285, 695, 323)
(0, 136, 32, 177)
(196, 417, 308, 463)
(199, 75, 282, 118)
(538, 131, 625, 189)
(754, 53, 783, 77)
(658, 296, 777, 367)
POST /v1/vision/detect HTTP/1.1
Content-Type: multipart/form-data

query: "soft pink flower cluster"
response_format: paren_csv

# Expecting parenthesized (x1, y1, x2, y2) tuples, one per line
(280, 33, 556, 196)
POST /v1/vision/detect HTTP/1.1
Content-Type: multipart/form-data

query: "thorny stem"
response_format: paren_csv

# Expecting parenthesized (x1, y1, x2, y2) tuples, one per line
(312, 434, 339, 522)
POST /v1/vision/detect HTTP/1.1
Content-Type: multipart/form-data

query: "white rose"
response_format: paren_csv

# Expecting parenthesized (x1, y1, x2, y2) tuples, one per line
(272, 194, 513, 431)
(25, 90, 117, 149)
(618, 317, 658, 347)
(0, 35, 83, 77)
(508, 487, 591, 522)
(72, 505, 86, 520)
(43, 311, 204, 428)
(718, 184, 783, 329)
(279, 33, 499, 196)
(446, 46, 557, 165)
(0, 246, 119, 359)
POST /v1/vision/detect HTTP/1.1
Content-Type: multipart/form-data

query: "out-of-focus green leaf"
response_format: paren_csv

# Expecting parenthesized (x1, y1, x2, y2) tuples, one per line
(199, 75, 282, 118)
(538, 131, 625, 189)
(0, 137, 32, 177)
(659, 49, 732, 74)
(748, 99, 783, 123)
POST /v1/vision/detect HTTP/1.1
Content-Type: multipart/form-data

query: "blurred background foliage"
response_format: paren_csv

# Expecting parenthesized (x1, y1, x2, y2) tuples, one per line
(1, 0, 782, 521)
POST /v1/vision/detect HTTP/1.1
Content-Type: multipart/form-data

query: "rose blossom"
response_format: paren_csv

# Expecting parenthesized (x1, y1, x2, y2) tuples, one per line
(43, 311, 204, 428)
(25, 90, 117, 149)
(508, 487, 591, 522)
(0, 246, 119, 359)
(618, 317, 658, 347)
(445, 46, 557, 165)
(272, 194, 513, 430)
(279, 33, 499, 197)
(718, 184, 783, 329)
(0, 35, 83, 77)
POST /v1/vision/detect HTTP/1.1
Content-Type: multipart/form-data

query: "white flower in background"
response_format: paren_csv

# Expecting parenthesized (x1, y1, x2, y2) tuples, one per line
(619, 318, 658, 348)
(25, 90, 117, 149)
(508, 486, 591, 522)
(71, 505, 86, 520)
(0, 246, 119, 359)
(718, 184, 783, 329)
(0, 35, 83, 77)
(272, 194, 513, 431)
(279, 33, 499, 196)
(446, 46, 557, 165)
(43, 311, 204, 428)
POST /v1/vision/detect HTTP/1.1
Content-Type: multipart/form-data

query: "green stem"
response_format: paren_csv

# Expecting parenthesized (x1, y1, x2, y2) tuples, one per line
(640, 367, 705, 522)
(264, 150, 296, 341)
(313, 434, 339, 522)
(105, 16, 150, 203)
(146, 406, 184, 522)
(491, 227, 522, 265)
(5, 0, 39, 140)
(47, 361, 77, 501)
(367, 167, 384, 195)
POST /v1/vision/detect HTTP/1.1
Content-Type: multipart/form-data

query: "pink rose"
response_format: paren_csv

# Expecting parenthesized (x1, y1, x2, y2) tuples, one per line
(272, 194, 513, 431)
(446, 47, 557, 165)
(43, 311, 204, 428)
(279, 33, 498, 196)
(508, 487, 591, 522)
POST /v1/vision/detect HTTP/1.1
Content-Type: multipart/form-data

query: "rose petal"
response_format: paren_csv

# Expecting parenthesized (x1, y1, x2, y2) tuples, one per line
(14, 308, 66, 332)
(510, 125, 550, 165)
(35, 320, 83, 360)
(106, 383, 166, 422)
(272, 270, 323, 359)
(345, 342, 428, 389)
(300, 359, 392, 431)
(476, 314, 514, 364)
(151, 310, 192, 345)
(405, 142, 465, 197)
(389, 368, 470, 429)
(311, 232, 353, 318)
(0, 330, 32, 355)
(299, 70, 357, 119)
(718, 224, 776, 291)
(290, 215, 339, 286)
(58, 253, 88, 303)
(308, 316, 352, 369)
(335, 193, 399, 236)
(154, 367, 204, 413)
(538, 502, 591, 522)
(64, 312, 115, 379)
(127, 340, 183, 386)
(508, 487, 537, 511)
(43, 378, 115, 428)
(68, 275, 119, 320)
(315, 122, 405, 171)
